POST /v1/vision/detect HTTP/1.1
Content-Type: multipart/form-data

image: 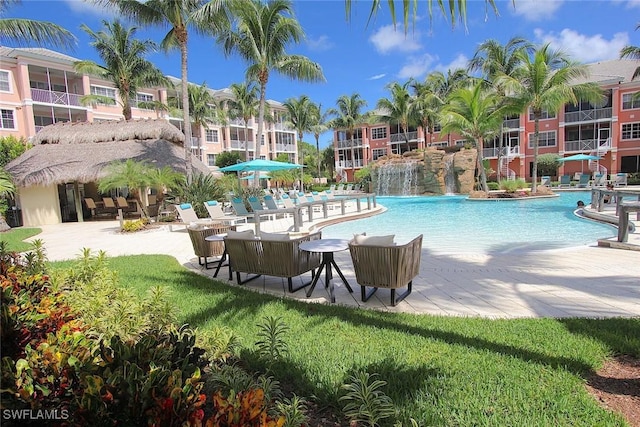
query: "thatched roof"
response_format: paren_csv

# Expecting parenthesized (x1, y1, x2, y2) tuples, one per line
(6, 120, 211, 187)
(32, 119, 185, 145)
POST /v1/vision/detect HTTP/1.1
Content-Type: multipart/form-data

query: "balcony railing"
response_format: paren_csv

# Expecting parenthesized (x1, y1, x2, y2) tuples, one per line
(31, 88, 83, 107)
(275, 143, 296, 152)
(336, 160, 364, 169)
(564, 107, 612, 123)
(482, 148, 500, 158)
(503, 118, 520, 129)
(229, 118, 251, 126)
(390, 131, 418, 143)
(229, 140, 255, 150)
(335, 138, 363, 149)
(564, 138, 611, 152)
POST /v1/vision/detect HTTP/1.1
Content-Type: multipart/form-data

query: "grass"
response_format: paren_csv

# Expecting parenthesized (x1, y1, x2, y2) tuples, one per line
(0, 227, 42, 252)
(50, 254, 640, 427)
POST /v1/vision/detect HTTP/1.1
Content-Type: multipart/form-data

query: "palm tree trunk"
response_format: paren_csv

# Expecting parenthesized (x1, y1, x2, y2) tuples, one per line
(350, 136, 355, 181)
(180, 40, 193, 183)
(477, 137, 488, 192)
(244, 122, 250, 161)
(315, 135, 321, 177)
(532, 115, 540, 194)
(254, 81, 267, 187)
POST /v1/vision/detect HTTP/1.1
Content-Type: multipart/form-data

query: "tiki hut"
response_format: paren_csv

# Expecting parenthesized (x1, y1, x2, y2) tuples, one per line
(6, 119, 213, 226)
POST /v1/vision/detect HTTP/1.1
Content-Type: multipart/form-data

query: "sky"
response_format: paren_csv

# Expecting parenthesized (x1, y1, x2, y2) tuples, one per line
(4, 0, 640, 148)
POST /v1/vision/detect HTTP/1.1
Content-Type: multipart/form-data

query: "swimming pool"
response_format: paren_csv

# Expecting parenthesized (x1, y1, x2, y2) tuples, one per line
(321, 192, 616, 255)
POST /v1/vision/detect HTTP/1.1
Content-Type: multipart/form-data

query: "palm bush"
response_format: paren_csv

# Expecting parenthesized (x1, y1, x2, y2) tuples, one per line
(169, 172, 227, 218)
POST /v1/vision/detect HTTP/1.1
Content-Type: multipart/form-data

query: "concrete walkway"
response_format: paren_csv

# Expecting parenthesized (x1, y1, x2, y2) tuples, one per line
(24, 205, 640, 319)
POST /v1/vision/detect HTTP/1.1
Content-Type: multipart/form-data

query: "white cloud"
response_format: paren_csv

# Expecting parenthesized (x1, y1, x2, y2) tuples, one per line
(435, 54, 469, 74)
(397, 53, 436, 79)
(622, 0, 640, 8)
(306, 35, 334, 52)
(534, 28, 629, 62)
(369, 24, 422, 54)
(63, 0, 117, 18)
(367, 74, 386, 81)
(511, 0, 563, 22)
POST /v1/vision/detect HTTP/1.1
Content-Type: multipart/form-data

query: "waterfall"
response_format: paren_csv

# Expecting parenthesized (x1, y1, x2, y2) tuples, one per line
(444, 153, 456, 195)
(375, 162, 418, 196)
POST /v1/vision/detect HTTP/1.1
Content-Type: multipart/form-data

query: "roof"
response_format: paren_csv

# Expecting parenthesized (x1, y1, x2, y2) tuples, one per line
(0, 46, 79, 63)
(6, 119, 211, 187)
(573, 59, 639, 85)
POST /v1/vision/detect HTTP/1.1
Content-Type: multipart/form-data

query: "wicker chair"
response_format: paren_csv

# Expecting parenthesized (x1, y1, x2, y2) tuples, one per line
(348, 234, 423, 306)
(224, 231, 322, 293)
(188, 223, 236, 269)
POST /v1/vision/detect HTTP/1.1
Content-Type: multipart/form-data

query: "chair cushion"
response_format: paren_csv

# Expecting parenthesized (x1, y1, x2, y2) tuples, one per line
(206, 200, 218, 206)
(259, 231, 290, 241)
(188, 222, 205, 230)
(354, 234, 395, 246)
(226, 229, 256, 240)
(180, 203, 192, 210)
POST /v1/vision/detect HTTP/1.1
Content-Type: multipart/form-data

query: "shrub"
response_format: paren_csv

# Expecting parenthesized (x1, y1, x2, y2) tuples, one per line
(169, 172, 227, 218)
(121, 217, 149, 232)
(340, 372, 395, 427)
(500, 178, 527, 193)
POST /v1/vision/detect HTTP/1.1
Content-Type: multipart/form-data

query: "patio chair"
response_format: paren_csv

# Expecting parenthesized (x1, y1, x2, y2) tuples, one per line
(174, 203, 215, 226)
(203, 200, 248, 225)
(540, 176, 551, 186)
(102, 197, 118, 214)
(558, 175, 571, 188)
(187, 223, 236, 269)
(115, 196, 139, 217)
(615, 173, 628, 187)
(229, 197, 256, 222)
(264, 195, 292, 218)
(248, 196, 278, 221)
(576, 173, 591, 188)
(84, 198, 111, 218)
(592, 173, 606, 187)
(348, 234, 423, 306)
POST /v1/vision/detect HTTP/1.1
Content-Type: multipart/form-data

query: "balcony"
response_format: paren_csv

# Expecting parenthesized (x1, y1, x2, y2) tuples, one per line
(564, 138, 611, 152)
(503, 118, 520, 129)
(336, 138, 363, 149)
(482, 148, 500, 158)
(564, 107, 612, 123)
(275, 143, 296, 152)
(229, 118, 251, 126)
(31, 88, 83, 107)
(229, 140, 255, 150)
(390, 131, 418, 143)
(336, 160, 364, 169)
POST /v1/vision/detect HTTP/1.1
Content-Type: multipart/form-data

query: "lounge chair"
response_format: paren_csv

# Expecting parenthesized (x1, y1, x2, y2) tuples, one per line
(102, 197, 118, 214)
(615, 173, 628, 187)
(115, 196, 139, 217)
(174, 203, 215, 226)
(203, 200, 248, 225)
(576, 173, 590, 188)
(558, 175, 571, 188)
(224, 231, 323, 292)
(248, 196, 278, 221)
(84, 198, 111, 218)
(591, 173, 606, 187)
(348, 234, 423, 306)
(540, 176, 551, 186)
(187, 223, 236, 269)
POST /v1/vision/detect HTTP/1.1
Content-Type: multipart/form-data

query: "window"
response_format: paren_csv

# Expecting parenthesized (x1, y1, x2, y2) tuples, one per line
(134, 92, 153, 109)
(207, 154, 216, 167)
(0, 71, 10, 92)
(455, 139, 469, 146)
(205, 129, 219, 143)
(622, 93, 640, 110)
(430, 141, 448, 148)
(528, 131, 556, 148)
(528, 108, 556, 120)
(371, 127, 387, 139)
(372, 148, 386, 160)
(0, 109, 15, 129)
(30, 81, 48, 90)
(622, 123, 640, 140)
(275, 132, 294, 144)
(90, 85, 117, 105)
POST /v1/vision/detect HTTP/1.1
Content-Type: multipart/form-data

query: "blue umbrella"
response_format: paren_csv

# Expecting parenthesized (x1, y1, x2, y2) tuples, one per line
(557, 153, 601, 162)
(219, 159, 303, 172)
(240, 172, 271, 180)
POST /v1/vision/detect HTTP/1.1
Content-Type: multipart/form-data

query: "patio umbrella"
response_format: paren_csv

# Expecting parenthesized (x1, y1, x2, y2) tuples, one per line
(557, 153, 602, 173)
(240, 172, 270, 180)
(219, 159, 303, 172)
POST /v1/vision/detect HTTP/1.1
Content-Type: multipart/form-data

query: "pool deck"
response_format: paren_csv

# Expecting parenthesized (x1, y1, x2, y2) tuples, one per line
(24, 196, 640, 319)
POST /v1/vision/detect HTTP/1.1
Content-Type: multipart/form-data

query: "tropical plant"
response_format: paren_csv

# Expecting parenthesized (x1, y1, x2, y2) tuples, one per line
(440, 82, 506, 192)
(410, 77, 444, 147)
(327, 93, 370, 179)
(255, 316, 289, 372)
(339, 371, 395, 427)
(620, 22, 640, 79)
(169, 171, 226, 218)
(276, 394, 309, 427)
(227, 81, 260, 161)
(498, 44, 604, 193)
(97, 0, 231, 181)
(0, 0, 76, 49)
(375, 81, 416, 146)
(283, 94, 314, 146)
(309, 102, 330, 177)
(0, 168, 16, 232)
(344, 0, 500, 32)
(98, 159, 155, 217)
(216, 151, 242, 169)
(0, 135, 29, 167)
(186, 82, 218, 160)
(321, 146, 335, 179)
(74, 20, 169, 120)
(146, 165, 185, 208)
(218, 0, 325, 186)
(537, 153, 561, 177)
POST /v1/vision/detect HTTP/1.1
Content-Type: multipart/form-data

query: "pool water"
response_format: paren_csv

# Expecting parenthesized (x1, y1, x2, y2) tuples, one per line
(321, 192, 616, 255)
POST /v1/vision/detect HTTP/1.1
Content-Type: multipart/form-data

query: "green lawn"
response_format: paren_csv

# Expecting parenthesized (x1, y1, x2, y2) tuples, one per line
(0, 227, 42, 252)
(51, 254, 639, 426)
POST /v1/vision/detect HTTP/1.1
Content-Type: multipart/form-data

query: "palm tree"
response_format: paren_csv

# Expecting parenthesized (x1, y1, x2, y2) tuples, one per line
(74, 20, 169, 120)
(0, 0, 76, 49)
(0, 167, 15, 232)
(375, 81, 416, 150)
(309, 102, 330, 177)
(98, 159, 154, 218)
(186, 82, 217, 161)
(344, 0, 499, 31)
(440, 82, 506, 192)
(468, 37, 532, 181)
(410, 77, 444, 147)
(96, 0, 231, 180)
(227, 81, 260, 161)
(620, 23, 640, 79)
(321, 146, 335, 180)
(218, 0, 325, 186)
(327, 93, 369, 180)
(498, 44, 604, 193)
(283, 95, 314, 161)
